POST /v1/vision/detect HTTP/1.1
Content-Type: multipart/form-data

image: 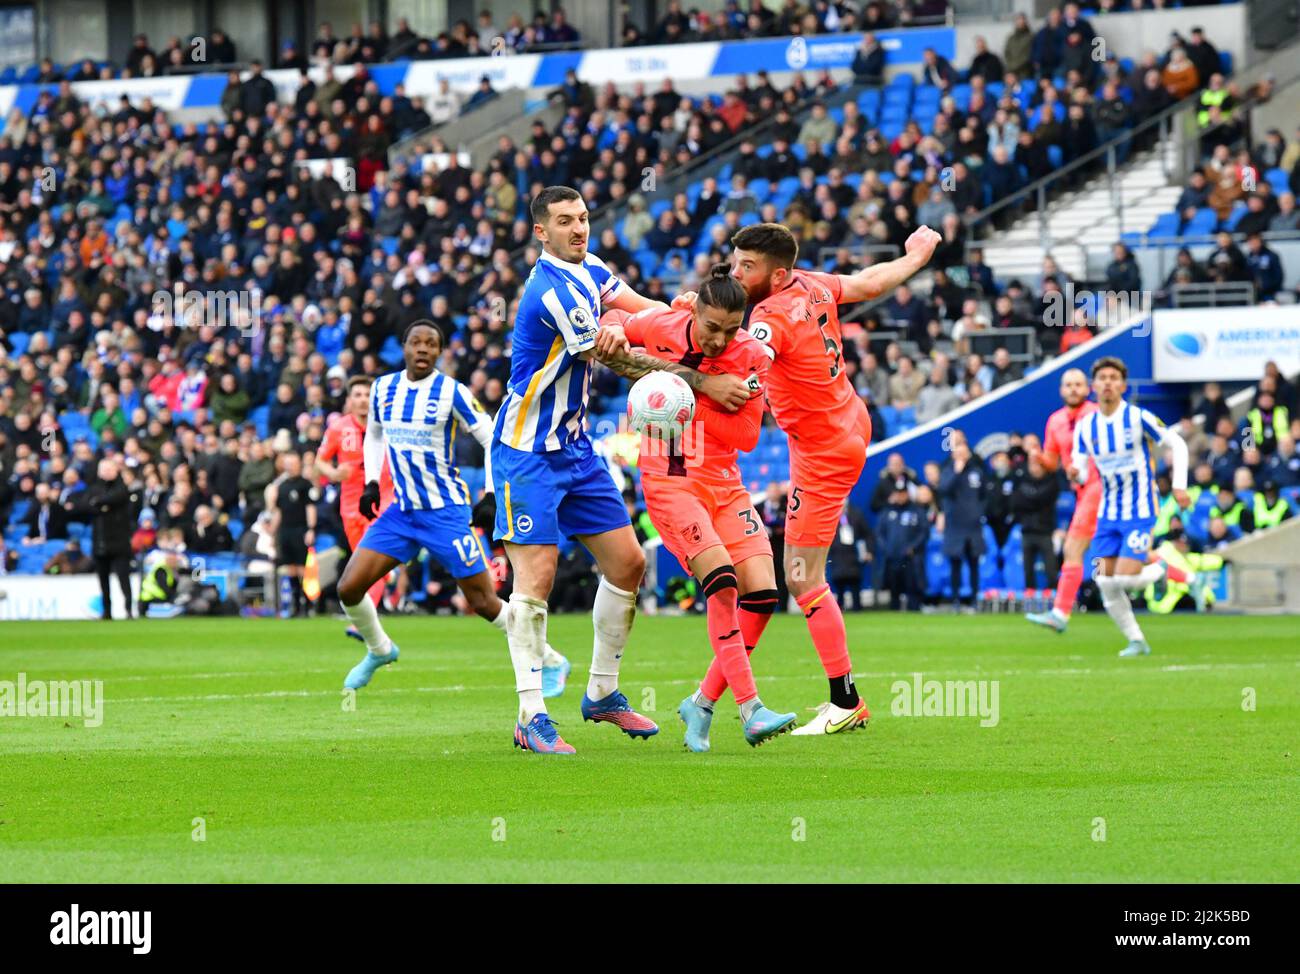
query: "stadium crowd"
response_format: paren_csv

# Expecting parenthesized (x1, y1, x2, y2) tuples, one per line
(0, 3, 1289, 619)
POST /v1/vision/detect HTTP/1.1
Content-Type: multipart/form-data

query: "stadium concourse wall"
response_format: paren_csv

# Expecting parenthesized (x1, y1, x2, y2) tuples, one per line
(0, 27, 955, 136)
(852, 316, 1174, 515)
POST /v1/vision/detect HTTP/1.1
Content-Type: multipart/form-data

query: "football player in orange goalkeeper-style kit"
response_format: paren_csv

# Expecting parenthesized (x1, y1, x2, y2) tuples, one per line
(727, 222, 941, 735)
(316, 376, 396, 615)
(597, 265, 798, 751)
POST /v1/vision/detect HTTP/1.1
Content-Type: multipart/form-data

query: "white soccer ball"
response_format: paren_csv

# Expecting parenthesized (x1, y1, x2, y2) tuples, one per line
(627, 372, 696, 438)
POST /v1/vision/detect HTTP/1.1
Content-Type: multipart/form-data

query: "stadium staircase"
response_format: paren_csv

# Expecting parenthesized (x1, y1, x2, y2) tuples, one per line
(978, 142, 1184, 284)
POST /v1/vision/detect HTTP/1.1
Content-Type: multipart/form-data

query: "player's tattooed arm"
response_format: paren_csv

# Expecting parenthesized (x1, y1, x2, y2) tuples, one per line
(592, 331, 752, 413)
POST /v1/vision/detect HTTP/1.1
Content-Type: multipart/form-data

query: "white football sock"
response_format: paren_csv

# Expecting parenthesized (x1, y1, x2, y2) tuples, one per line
(587, 577, 637, 701)
(493, 601, 565, 667)
(342, 595, 391, 655)
(1098, 575, 1145, 642)
(1128, 562, 1167, 589)
(506, 594, 547, 721)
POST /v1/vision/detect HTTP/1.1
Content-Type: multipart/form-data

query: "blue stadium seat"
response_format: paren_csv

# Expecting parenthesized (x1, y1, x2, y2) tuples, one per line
(1223, 201, 1248, 231)
(1219, 50, 1233, 76)
(1186, 207, 1218, 235)
(635, 250, 660, 278)
(1148, 212, 1181, 238)
(926, 539, 949, 597)
(1002, 545, 1027, 590)
(1266, 168, 1289, 195)
(379, 336, 403, 365)
(460, 466, 486, 500)
(249, 405, 269, 438)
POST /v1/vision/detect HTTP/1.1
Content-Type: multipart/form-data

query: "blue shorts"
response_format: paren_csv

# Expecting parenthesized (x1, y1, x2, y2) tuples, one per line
(358, 504, 488, 579)
(491, 438, 630, 545)
(1093, 516, 1156, 561)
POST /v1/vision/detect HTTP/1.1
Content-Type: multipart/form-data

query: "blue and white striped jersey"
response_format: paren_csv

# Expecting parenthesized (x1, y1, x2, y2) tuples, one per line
(1071, 401, 1170, 522)
(369, 368, 490, 511)
(494, 248, 623, 453)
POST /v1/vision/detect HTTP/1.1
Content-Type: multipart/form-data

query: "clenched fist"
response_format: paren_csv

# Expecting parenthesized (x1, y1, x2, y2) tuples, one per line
(905, 226, 943, 264)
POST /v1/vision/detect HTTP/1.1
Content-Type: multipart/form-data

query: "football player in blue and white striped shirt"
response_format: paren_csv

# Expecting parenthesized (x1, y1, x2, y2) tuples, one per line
(335, 320, 568, 691)
(1070, 356, 1190, 657)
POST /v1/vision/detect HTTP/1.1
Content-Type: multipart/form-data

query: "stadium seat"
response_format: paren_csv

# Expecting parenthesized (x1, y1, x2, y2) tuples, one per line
(1219, 50, 1233, 76)
(1185, 207, 1218, 235)
(1002, 545, 1027, 591)
(1266, 168, 1289, 195)
(379, 336, 403, 366)
(6, 332, 31, 356)
(1148, 212, 1182, 238)
(1223, 201, 1248, 231)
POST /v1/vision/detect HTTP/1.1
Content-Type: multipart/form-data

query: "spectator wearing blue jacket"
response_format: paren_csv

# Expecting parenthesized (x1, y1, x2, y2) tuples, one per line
(1245, 233, 1283, 300)
(878, 478, 929, 611)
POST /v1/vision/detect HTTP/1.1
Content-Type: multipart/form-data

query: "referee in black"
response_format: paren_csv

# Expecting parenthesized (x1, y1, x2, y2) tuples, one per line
(269, 451, 317, 617)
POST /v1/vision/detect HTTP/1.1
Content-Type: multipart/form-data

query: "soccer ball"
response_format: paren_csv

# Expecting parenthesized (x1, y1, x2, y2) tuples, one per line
(627, 372, 695, 438)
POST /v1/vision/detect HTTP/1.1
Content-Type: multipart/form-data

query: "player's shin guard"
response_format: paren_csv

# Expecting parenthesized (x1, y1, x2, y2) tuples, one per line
(587, 577, 637, 701)
(1053, 562, 1084, 616)
(342, 591, 392, 655)
(700, 588, 778, 702)
(700, 566, 757, 706)
(1097, 575, 1145, 642)
(739, 588, 779, 650)
(507, 594, 548, 721)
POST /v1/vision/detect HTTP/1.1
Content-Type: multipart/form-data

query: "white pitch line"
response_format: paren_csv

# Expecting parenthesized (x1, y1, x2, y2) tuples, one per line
(89, 659, 1298, 705)
(111, 685, 467, 704)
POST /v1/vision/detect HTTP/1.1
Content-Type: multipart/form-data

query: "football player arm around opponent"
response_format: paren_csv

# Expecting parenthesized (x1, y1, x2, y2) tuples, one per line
(593, 310, 754, 413)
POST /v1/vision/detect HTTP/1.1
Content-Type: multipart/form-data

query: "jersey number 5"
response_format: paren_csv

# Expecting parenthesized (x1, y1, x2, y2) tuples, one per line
(816, 311, 841, 378)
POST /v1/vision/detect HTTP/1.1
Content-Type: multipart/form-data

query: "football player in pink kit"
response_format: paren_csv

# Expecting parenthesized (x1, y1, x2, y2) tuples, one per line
(1025, 368, 1201, 633)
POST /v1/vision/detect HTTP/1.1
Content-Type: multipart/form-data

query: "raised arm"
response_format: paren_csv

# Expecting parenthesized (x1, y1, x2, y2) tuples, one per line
(836, 226, 943, 303)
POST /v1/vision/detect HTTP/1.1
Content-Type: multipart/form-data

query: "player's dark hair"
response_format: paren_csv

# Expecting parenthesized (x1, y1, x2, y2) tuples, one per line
(731, 223, 799, 269)
(530, 185, 582, 224)
(346, 375, 372, 393)
(696, 263, 747, 314)
(1090, 355, 1128, 380)
(401, 318, 444, 349)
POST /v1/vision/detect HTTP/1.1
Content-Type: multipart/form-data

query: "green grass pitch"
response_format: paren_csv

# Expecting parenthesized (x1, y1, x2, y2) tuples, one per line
(1, 612, 1296, 883)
